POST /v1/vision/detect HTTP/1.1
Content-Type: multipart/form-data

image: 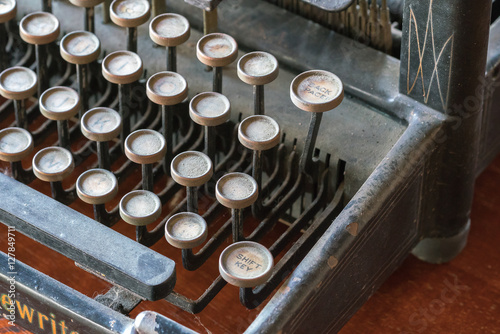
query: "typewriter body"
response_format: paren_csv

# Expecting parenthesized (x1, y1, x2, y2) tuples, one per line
(0, 0, 497, 333)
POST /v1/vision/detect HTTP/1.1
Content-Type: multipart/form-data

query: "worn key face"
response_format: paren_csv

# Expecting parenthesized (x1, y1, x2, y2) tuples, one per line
(197, 33, 238, 68)
(219, 241, 274, 288)
(69, 0, 104, 7)
(0, 66, 37, 100)
(189, 92, 231, 127)
(81, 107, 122, 142)
(125, 129, 166, 165)
(77, 168, 118, 205)
(102, 51, 143, 84)
(171, 151, 213, 187)
(238, 115, 281, 151)
(119, 190, 162, 226)
(20, 12, 60, 45)
(216, 172, 258, 209)
(237, 51, 279, 86)
(290, 69, 344, 113)
(146, 71, 188, 106)
(0, 127, 33, 162)
(111, 0, 150, 28)
(149, 13, 190, 47)
(60, 31, 101, 65)
(165, 212, 208, 249)
(40, 86, 81, 121)
(32, 147, 74, 182)
(0, 0, 16, 23)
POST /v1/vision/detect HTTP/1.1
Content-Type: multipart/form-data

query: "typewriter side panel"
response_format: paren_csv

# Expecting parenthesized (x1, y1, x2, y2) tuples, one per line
(247, 110, 443, 333)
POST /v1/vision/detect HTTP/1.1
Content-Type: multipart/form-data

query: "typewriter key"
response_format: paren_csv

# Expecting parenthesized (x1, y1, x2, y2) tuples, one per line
(290, 70, 344, 173)
(0, 66, 37, 129)
(146, 71, 188, 174)
(69, 0, 104, 33)
(40, 86, 81, 149)
(125, 129, 166, 191)
(0, 0, 16, 23)
(77, 168, 118, 224)
(19, 12, 60, 97)
(102, 50, 143, 143)
(149, 13, 190, 72)
(32, 146, 74, 182)
(238, 115, 280, 217)
(110, 0, 150, 53)
(0, 0, 16, 69)
(219, 241, 274, 288)
(165, 212, 208, 249)
(0, 127, 34, 182)
(33, 146, 75, 202)
(171, 151, 213, 213)
(216, 172, 258, 242)
(237, 51, 279, 115)
(196, 33, 238, 93)
(77, 168, 118, 204)
(189, 92, 231, 168)
(60, 31, 101, 115)
(81, 107, 122, 170)
(119, 189, 161, 226)
(0, 127, 33, 163)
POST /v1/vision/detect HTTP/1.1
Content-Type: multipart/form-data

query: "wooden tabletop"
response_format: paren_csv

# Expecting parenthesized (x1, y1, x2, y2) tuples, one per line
(2, 154, 500, 334)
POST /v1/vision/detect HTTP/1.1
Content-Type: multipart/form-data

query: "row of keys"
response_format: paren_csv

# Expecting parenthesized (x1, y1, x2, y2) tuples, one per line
(0, 0, 345, 292)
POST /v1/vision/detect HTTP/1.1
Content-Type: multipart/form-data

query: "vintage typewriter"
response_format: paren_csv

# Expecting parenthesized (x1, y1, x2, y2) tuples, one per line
(0, 0, 498, 333)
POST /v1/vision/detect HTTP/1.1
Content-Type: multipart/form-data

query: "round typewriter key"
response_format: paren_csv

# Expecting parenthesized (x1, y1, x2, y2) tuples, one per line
(81, 107, 122, 170)
(102, 50, 143, 84)
(146, 71, 188, 174)
(196, 33, 238, 93)
(0, 127, 33, 162)
(102, 50, 143, 143)
(76, 168, 118, 205)
(219, 241, 274, 288)
(216, 172, 258, 242)
(0, 0, 16, 23)
(0, 0, 16, 69)
(290, 70, 344, 172)
(125, 129, 166, 191)
(171, 151, 213, 213)
(0, 127, 33, 182)
(60, 31, 101, 115)
(149, 13, 190, 72)
(20, 12, 60, 97)
(32, 146, 74, 182)
(69, 0, 104, 33)
(40, 86, 81, 149)
(189, 92, 231, 168)
(0, 66, 37, 129)
(238, 115, 280, 217)
(165, 212, 208, 249)
(119, 190, 161, 226)
(110, 0, 150, 53)
(238, 51, 279, 115)
(19, 12, 59, 45)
